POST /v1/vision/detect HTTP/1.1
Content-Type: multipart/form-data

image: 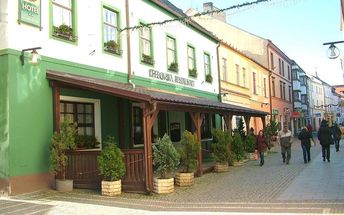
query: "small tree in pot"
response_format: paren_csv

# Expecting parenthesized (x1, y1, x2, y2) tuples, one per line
(175, 130, 200, 186)
(153, 134, 180, 194)
(49, 118, 77, 191)
(97, 137, 125, 196)
(232, 131, 245, 166)
(245, 134, 257, 160)
(211, 129, 232, 172)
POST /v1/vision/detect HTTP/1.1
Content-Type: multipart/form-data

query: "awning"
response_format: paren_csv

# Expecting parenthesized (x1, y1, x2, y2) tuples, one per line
(47, 71, 268, 117)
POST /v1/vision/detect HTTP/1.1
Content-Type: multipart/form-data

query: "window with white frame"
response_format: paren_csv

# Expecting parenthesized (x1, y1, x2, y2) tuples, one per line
(167, 36, 177, 69)
(188, 45, 196, 77)
(242, 67, 246, 87)
(221, 58, 227, 81)
(52, 0, 75, 41)
(204, 53, 211, 82)
(140, 24, 153, 64)
(263, 77, 267, 97)
(253, 72, 257, 94)
(236, 64, 240, 85)
(103, 7, 120, 55)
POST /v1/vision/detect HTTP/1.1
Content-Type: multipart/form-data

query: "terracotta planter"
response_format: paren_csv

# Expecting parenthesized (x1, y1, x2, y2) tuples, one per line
(175, 172, 194, 187)
(232, 160, 244, 166)
(101, 180, 121, 196)
(153, 178, 174, 194)
(214, 162, 229, 172)
(55, 179, 73, 192)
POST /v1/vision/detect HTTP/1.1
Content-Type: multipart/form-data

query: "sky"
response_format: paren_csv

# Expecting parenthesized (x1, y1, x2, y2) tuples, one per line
(169, 0, 344, 85)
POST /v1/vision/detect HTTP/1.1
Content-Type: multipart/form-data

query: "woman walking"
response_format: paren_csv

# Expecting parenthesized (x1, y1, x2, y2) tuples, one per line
(256, 130, 269, 166)
(298, 126, 312, 163)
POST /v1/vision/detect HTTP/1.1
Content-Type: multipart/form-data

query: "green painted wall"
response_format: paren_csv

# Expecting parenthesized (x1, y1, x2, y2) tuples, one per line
(0, 54, 9, 180)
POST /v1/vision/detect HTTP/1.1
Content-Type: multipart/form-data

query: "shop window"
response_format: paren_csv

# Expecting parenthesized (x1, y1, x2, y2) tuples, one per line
(201, 113, 212, 139)
(132, 105, 143, 147)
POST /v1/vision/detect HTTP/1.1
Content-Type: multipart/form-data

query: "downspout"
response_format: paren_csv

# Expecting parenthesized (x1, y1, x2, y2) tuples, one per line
(125, 0, 132, 84)
(267, 43, 273, 122)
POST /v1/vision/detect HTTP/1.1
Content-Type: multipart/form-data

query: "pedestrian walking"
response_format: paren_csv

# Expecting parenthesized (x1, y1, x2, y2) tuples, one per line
(255, 130, 269, 166)
(331, 123, 341, 152)
(278, 125, 292, 164)
(298, 126, 312, 163)
(318, 119, 331, 162)
(306, 123, 313, 133)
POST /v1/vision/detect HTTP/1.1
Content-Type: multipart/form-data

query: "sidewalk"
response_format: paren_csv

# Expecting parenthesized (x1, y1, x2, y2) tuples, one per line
(1, 140, 343, 214)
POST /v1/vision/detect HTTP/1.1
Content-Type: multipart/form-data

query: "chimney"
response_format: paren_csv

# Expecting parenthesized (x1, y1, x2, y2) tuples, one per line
(203, 2, 227, 22)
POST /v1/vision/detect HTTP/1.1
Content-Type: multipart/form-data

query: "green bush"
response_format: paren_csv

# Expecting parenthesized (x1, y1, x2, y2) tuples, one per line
(178, 130, 200, 173)
(237, 118, 246, 140)
(264, 120, 278, 145)
(153, 134, 180, 179)
(75, 135, 99, 149)
(49, 118, 77, 180)
(245, 134, 256, 153)
(97, 137, 126, 181)
(211, 129, 232, 164)
(232, 131, 245, 162)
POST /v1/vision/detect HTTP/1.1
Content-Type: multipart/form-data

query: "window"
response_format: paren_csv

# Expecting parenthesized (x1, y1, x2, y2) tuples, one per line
(282, 61, 285, 76)
(293, 91, 299, 101)
(132, 105, 143, 146)
(140, 24, 153, 65)
(167, 36, 177, 71)
(253, 72, 257, 94)
(242, 67, 246, 87)
(270, 52, 274, 70)
(280, 81, 283, 99)
(52, 0, 76, 42)
(103, 6, 121, 55)
(288, 86, 292, 101)
(187, 45, 196, 77)
(201, 113, 213, 139)
(235, 64, 240, 85)
(263, 77, 267, 97)
(278, 58, 281, 74)
(292, 71, 297, 80)
(221, 58, 227, 81)
(287, 65, 290, 80)
(301, 95, 307, 103)
(271, 77, 276, 97)
(283, 83, 286, 100)
(60, 101, 95, 136)
(204, 53, 212, 82)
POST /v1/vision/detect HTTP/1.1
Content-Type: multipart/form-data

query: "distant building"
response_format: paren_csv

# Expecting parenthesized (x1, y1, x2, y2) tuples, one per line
(203, 2, 227, 23)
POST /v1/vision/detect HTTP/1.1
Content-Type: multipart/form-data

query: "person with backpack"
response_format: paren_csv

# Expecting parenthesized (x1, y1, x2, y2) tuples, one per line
(298, 126, 312, 163)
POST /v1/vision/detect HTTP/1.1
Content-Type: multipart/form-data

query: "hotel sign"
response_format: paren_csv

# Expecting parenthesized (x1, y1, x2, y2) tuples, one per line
(149, 69, 195, 87)
(18, 0, 41, 29)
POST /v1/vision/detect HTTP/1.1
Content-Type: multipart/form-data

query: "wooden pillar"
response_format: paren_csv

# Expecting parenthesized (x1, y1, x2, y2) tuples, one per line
(244, 116, 251, 135)
(52, 82, 60, 132)
(143, 102, 159, 193)
(189, 112, 204, 177)
(261, 116, 266, 130)
(223, 114, 233, 133)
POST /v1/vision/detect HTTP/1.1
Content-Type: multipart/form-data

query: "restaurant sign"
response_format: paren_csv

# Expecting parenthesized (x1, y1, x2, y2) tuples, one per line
(18, 0, 41, 29)
(149, 69, 195, 87)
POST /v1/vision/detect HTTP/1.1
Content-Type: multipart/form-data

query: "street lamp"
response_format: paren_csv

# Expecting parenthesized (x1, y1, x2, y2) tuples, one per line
(323, 41, 344, 59)
(20, 47, 42, 66)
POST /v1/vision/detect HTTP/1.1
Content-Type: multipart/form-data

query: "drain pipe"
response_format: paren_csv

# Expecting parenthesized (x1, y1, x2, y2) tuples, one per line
(125, 0, 132, 84)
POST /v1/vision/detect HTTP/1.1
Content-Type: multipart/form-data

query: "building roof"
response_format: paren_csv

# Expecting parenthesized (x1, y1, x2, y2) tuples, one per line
(47, 71, 268, 117)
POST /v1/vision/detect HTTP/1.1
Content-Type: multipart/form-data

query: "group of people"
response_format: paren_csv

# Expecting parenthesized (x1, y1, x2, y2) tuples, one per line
(254, 120, 342, 166)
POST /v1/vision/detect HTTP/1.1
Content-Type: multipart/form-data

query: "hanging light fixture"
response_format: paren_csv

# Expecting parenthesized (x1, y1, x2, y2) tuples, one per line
(20, 47, 42, 66)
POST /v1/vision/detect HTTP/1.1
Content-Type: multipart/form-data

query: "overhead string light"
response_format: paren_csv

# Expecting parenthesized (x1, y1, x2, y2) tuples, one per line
(119, 0, 272, 32)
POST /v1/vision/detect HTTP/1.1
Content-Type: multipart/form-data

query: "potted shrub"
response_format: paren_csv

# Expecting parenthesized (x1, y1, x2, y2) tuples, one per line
(142, 54, 154, 65)
(153, 134, 180, 194)
(205, 74, 213, 83)
(245, 134, 256, 160)
(264, 120, 278, 151)
(168, 62, 179, 72)
(232, 131, 245, 166)
(49, 118, 77, 191)
(53, 24, 74, 41)
(97, 137, 126, 196)
(189, 68, 197, 78)
(104, 40, 121, 55)
(211, 129, 232, 172)
(175, 130, 200, 187)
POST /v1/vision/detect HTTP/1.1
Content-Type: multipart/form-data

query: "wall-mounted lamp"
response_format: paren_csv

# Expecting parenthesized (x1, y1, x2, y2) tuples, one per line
(20, 47, 42, 66)
(323, 41, 344, 59)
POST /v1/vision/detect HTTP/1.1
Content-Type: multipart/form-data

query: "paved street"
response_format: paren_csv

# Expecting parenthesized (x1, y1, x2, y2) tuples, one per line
(1, 139, 344, 214)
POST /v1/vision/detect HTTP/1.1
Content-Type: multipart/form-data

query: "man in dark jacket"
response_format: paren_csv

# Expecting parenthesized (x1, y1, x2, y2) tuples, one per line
(298, 127, 312, 163)
(332, 123, 342, 152)
(318, 119, 331, 162)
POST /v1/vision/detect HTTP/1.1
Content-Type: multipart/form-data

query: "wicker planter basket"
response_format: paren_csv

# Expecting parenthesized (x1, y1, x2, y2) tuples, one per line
(214, 162, 229, 172)
(153, 178, 174, 194)
(101, 180, 121, 196)
(175, 172, 194, 187)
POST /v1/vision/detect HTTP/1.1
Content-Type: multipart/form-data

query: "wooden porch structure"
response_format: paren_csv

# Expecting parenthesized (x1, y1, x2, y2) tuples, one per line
(47, 71, 267, 193)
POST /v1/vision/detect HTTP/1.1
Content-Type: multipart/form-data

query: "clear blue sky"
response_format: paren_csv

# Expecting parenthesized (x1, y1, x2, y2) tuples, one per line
(169, 0, 344, 85)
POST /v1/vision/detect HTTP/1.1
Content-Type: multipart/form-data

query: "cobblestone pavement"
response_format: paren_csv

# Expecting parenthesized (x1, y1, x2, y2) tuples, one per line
(1, 139, 344, 214)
